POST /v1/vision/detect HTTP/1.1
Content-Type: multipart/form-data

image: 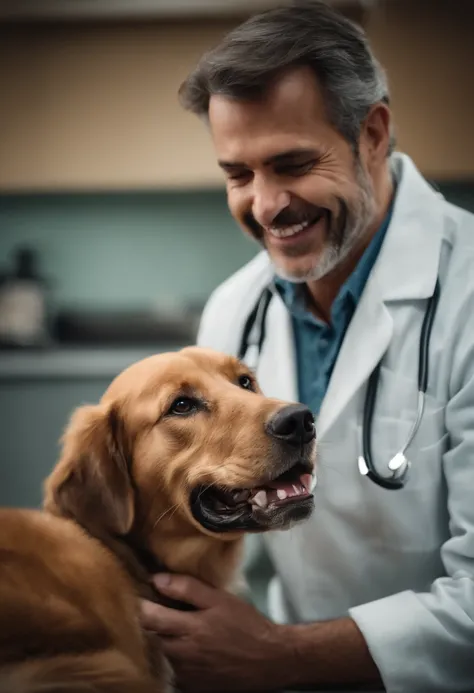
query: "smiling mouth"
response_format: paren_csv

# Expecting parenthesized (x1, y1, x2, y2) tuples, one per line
(190, 461, 315, 534)
(267, 214, 324, 242)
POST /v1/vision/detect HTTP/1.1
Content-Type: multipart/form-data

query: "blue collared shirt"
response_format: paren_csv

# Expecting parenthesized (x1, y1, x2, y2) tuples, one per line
(275, 206, 393, 416)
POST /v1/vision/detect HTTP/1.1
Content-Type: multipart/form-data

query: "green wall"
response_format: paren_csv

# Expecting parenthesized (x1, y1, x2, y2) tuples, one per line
(0, 190, 258, 311)
(1, 182, 473, 312)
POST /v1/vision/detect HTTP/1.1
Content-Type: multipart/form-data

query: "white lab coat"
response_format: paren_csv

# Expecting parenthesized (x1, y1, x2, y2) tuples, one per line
(196, 153, 474, 693)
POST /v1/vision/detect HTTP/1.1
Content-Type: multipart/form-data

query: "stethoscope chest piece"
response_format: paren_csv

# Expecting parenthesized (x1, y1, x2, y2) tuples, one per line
(358, 452, 410, 491)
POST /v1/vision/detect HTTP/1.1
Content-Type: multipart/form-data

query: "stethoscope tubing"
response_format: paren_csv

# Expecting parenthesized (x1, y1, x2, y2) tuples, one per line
(238, 278, 441, 490)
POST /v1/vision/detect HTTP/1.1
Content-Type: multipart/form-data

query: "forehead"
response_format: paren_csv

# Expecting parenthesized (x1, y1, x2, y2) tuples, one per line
(208, 66, 337, 162)
(103, 349, 243, 403)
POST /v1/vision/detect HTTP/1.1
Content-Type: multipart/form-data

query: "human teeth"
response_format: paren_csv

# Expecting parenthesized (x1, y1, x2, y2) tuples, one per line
(268, 220, 310, 238)
(277, 489, 288, 500)
(251, 490, 268, 508)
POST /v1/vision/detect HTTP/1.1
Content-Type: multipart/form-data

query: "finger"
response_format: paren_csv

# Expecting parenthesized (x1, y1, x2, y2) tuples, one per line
(151, 573, 222, 610)
(140, 599, 194, 636)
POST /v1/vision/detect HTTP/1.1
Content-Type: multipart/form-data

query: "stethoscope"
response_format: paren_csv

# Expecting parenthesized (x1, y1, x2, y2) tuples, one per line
(238, 278, 441, 491)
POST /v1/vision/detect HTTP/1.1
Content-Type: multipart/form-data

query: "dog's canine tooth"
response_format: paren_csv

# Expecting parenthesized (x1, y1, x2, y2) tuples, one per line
(251, 490, 268, 508)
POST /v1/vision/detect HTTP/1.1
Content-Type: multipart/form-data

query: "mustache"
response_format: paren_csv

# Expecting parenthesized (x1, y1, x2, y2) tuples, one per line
(243, 204, 326, 239)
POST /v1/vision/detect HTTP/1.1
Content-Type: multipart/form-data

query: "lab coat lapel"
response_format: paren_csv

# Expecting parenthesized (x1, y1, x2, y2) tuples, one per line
(256, 292, 298, 403)
(316, 153, 444, 439)
(316, 279, 393, 439)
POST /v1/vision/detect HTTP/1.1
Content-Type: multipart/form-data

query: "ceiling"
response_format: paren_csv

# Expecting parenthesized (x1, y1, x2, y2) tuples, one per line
(0, 0, 379, 22)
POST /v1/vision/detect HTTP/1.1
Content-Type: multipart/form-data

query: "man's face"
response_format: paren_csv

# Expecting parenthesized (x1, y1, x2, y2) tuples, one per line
(208, 67, 377, 283)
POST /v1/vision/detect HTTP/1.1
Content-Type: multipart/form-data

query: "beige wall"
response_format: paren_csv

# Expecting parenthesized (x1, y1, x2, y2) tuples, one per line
(0, 1, 472, 192)
(0, 21, 231, 191)
(367, 0, 473, 180)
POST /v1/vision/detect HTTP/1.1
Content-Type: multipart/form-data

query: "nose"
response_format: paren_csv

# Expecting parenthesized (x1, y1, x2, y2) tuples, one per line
(266, 404, 315, 447)
(252, 176, 291, 228)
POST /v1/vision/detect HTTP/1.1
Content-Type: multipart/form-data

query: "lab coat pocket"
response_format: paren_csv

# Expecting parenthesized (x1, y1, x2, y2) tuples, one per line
(361, 411, 448, 552)
(368, 414, 413, 462)
(370, 402, 446, 467)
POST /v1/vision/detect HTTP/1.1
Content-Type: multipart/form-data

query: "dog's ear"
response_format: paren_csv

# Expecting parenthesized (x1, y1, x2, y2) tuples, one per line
(44, 403, 134, 537)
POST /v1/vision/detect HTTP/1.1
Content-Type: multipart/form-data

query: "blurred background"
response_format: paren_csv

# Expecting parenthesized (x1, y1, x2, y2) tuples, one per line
(0, 0, 473, 597)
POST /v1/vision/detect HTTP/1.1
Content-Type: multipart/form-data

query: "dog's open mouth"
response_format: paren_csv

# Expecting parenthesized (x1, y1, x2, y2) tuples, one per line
(190, 461, 315, 533)
(213, 464, 313, 511)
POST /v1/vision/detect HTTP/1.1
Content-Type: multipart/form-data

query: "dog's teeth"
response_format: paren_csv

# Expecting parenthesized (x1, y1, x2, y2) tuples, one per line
(276, 489, 288, 500)
(251, 490, 268, 508)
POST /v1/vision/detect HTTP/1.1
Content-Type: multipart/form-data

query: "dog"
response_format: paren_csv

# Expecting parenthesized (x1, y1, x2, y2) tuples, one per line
(0, 346, 316, 692)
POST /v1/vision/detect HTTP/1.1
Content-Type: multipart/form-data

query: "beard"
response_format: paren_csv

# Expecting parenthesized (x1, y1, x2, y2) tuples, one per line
(242, 159, 377, 284)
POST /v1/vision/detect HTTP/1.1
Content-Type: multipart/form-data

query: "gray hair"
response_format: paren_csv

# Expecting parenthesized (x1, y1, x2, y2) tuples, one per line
(179, 0, 395, 155)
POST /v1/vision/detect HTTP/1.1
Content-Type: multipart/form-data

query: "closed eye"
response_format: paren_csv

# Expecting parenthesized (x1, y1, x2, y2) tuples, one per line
(275, 160, 316, 176)
(220, 165, 253, 184)
(228, 171, 252, 184)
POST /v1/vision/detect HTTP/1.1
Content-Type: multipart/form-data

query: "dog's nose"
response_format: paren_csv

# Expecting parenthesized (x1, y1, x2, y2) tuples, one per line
(267, 404, 315, 447)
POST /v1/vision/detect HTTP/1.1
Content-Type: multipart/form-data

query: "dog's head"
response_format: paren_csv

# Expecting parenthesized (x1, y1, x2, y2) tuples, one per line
(44, 347, 316, 557)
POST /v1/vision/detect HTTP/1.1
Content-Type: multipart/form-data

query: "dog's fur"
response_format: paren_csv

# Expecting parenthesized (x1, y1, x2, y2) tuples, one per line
(0, 347, 315, 693)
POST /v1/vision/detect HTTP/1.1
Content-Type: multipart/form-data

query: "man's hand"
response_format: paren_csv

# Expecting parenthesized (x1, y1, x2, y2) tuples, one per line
(140, 573, 294, 693)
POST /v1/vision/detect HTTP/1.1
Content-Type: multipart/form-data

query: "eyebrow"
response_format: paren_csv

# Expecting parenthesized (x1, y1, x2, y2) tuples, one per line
(218, 148, 320, 170)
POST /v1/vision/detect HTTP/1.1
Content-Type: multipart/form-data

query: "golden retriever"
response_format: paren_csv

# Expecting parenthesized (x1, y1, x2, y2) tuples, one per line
(0, 346, 316, 693)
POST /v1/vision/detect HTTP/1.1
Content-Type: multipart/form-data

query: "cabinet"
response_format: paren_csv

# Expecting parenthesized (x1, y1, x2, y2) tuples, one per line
(0, 2, 472, 192)
(367, 1, 474, 181)
(0, 21, 230, 191)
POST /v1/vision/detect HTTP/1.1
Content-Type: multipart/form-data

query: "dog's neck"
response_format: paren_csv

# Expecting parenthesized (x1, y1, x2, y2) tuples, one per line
(133, 503, 247, 593)
(45, 502, 245, 608)
(101, 533, 191, 609)
(93, 525, 245, 609)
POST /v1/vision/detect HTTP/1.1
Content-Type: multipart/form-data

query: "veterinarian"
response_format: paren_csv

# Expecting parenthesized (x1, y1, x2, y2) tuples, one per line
(140, 1, 474, 691)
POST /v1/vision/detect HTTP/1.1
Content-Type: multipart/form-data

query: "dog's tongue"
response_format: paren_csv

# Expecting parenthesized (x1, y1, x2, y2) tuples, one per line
(266, 473, 312, 495)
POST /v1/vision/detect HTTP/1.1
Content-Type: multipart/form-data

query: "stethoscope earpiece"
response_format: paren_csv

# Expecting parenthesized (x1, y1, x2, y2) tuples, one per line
(358, 455, 369, 476)
(388, 452, 409, 473)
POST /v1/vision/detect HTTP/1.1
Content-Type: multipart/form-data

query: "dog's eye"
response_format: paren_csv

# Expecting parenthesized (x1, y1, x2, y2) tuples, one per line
(238, 374, 254, 391)
(168, 397, 197, 416)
